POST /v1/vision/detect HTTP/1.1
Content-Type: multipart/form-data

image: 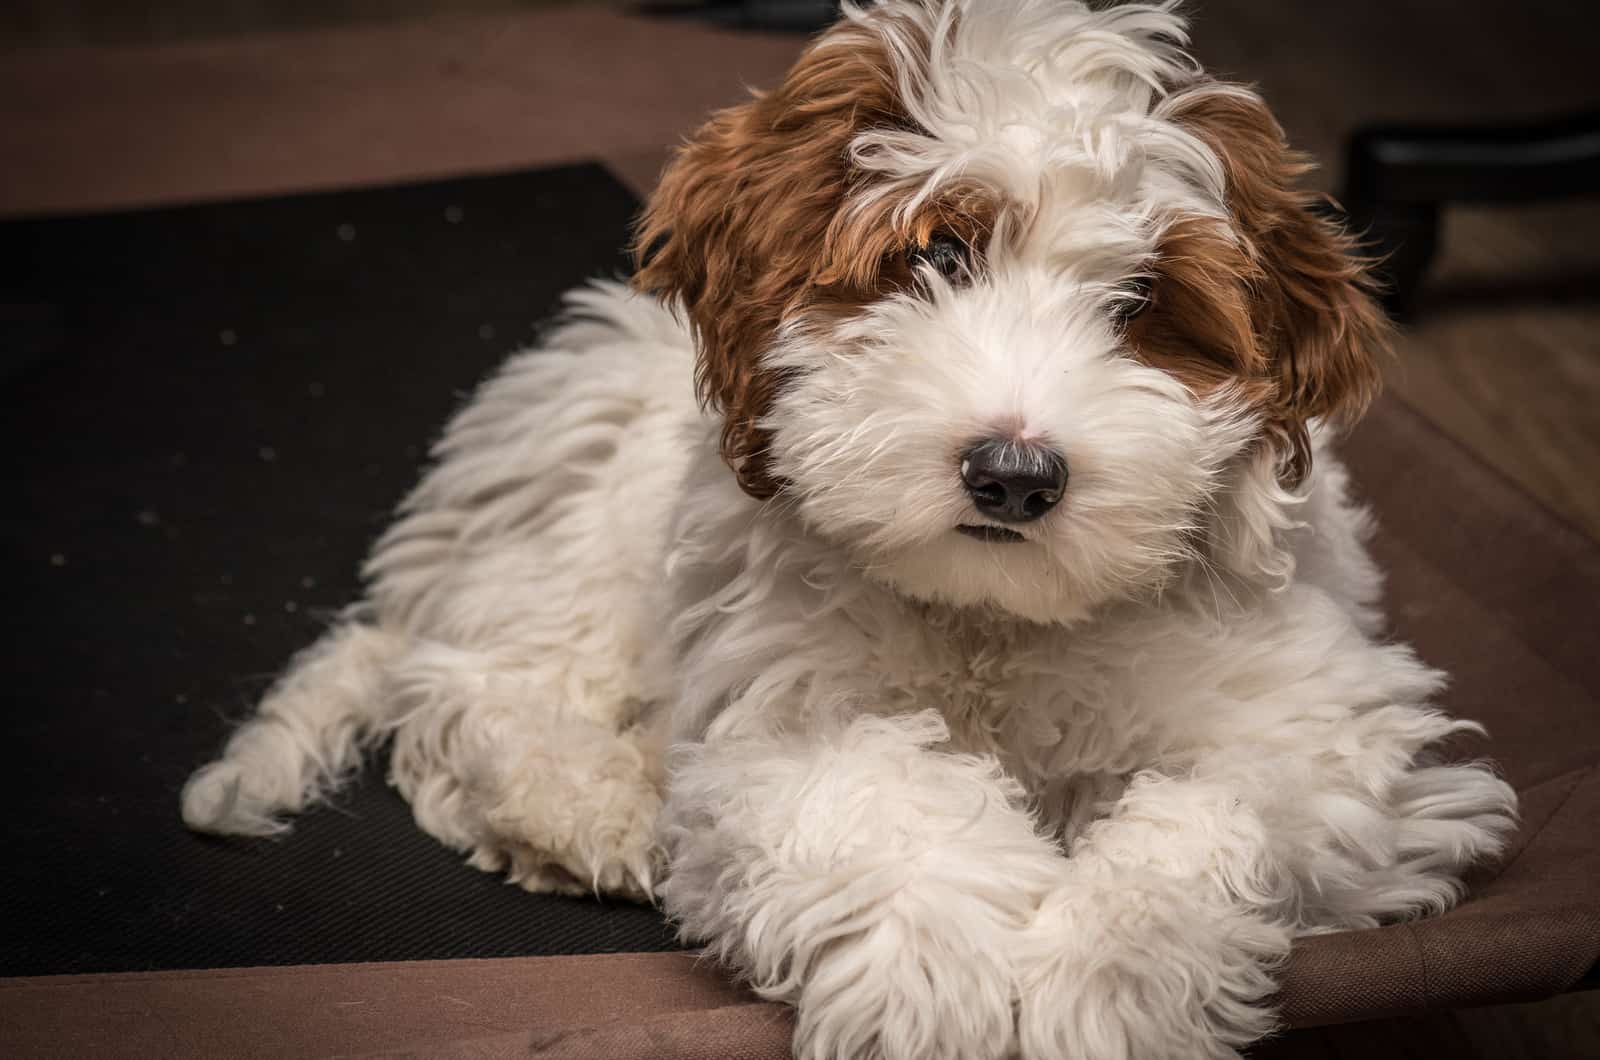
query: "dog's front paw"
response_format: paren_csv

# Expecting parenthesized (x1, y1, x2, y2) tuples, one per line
(791, 918, 1019, 1060)
(1016, 874, 1290, 1060)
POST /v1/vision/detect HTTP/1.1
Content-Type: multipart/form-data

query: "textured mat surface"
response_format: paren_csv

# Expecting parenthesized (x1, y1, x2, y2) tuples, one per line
(0, 163, 683, 976)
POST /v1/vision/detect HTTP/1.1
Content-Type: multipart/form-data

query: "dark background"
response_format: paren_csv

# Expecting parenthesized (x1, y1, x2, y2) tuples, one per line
(1, 165, 682, 975)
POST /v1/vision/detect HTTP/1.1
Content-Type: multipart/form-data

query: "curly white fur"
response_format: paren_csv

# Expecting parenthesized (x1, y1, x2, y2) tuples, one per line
(184, 2, 1518, 1057)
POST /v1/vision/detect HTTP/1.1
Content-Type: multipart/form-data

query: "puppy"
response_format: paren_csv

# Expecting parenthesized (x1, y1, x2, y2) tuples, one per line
(183, 2, 1518, 1056)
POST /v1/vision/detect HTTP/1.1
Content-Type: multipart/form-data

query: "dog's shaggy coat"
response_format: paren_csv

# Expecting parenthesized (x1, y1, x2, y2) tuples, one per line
(183, 2, 1518, 1056)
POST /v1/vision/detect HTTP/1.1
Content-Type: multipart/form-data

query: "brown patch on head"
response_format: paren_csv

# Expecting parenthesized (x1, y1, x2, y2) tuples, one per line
(633, 17, 930, 498)
(1132, 84, 1391, 483)
(1126, 214, 1279, 414)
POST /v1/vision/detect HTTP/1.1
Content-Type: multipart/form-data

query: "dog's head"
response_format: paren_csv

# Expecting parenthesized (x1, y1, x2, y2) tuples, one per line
(636, 0, 1389, 624)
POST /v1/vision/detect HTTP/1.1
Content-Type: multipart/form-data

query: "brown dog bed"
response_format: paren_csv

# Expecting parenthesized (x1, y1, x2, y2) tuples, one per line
(1, 163, 1594, 1059)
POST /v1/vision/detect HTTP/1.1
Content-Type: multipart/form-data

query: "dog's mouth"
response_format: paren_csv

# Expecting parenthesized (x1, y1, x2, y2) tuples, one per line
(956, 524, 1027, 544)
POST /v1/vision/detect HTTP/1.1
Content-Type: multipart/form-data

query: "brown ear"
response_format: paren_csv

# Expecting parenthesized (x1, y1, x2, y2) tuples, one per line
(1167, 85, 1391, 482)
(633, 22, 907, 498)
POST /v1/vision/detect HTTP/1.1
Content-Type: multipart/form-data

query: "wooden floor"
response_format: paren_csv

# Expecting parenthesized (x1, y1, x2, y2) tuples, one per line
(2, 2, 1596, 1056)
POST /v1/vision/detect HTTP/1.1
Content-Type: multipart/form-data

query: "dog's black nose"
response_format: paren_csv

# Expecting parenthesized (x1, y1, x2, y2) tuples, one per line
(959, 438, 1067, 523)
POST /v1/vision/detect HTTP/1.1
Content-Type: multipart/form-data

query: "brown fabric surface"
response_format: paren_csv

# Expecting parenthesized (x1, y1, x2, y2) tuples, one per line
(0, 953, 782, 1059)
(361, 1003, 796, 1060)
(1, 399, 1595, 1058)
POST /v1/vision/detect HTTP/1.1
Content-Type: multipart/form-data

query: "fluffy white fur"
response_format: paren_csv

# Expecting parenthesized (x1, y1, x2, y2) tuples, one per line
(184, 2, 1518, 1057)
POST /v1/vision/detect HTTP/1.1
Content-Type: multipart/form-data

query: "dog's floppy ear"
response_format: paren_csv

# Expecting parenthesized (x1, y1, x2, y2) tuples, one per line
(1167, 85, 1390, 483)
(633, 23, 905, 498)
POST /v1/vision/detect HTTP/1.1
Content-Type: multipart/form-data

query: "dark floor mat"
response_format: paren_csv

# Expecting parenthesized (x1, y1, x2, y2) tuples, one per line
(0, 164, 685, 976)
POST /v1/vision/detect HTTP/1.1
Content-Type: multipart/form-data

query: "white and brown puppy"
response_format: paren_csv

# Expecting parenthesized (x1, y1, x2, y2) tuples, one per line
(183, 2, 1518, 1057)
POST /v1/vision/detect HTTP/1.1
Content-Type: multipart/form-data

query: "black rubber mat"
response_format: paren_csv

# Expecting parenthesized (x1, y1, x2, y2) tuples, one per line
(0, 164, 685, 976)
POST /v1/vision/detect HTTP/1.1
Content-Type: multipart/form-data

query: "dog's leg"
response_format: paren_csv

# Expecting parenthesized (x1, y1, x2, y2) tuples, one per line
(181, 618, 403, 836)
(660, 710, 1063, 1060)
(1015, 713, 1517, 1060)
(1015, 767, 1295, 1060)
(382, 640, 665, 899)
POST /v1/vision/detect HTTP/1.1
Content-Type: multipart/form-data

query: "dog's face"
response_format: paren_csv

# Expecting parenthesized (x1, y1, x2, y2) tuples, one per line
(637, 0, 1388, 624)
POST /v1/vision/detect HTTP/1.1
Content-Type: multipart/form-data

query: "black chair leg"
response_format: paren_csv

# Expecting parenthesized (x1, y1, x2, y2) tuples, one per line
(1340, 111, 1600, 318)
(1353, 199, 1441, 320)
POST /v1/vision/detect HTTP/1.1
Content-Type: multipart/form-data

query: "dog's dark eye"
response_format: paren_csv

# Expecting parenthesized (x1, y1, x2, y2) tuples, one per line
(905, 234, 970, 284)
(1111, 275, 1154, 323)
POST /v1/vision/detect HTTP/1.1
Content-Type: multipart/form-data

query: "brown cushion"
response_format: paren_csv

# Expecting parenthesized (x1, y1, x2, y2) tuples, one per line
(2, 400, 1596, 1057)
(1274, 394, 1600, 1026)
